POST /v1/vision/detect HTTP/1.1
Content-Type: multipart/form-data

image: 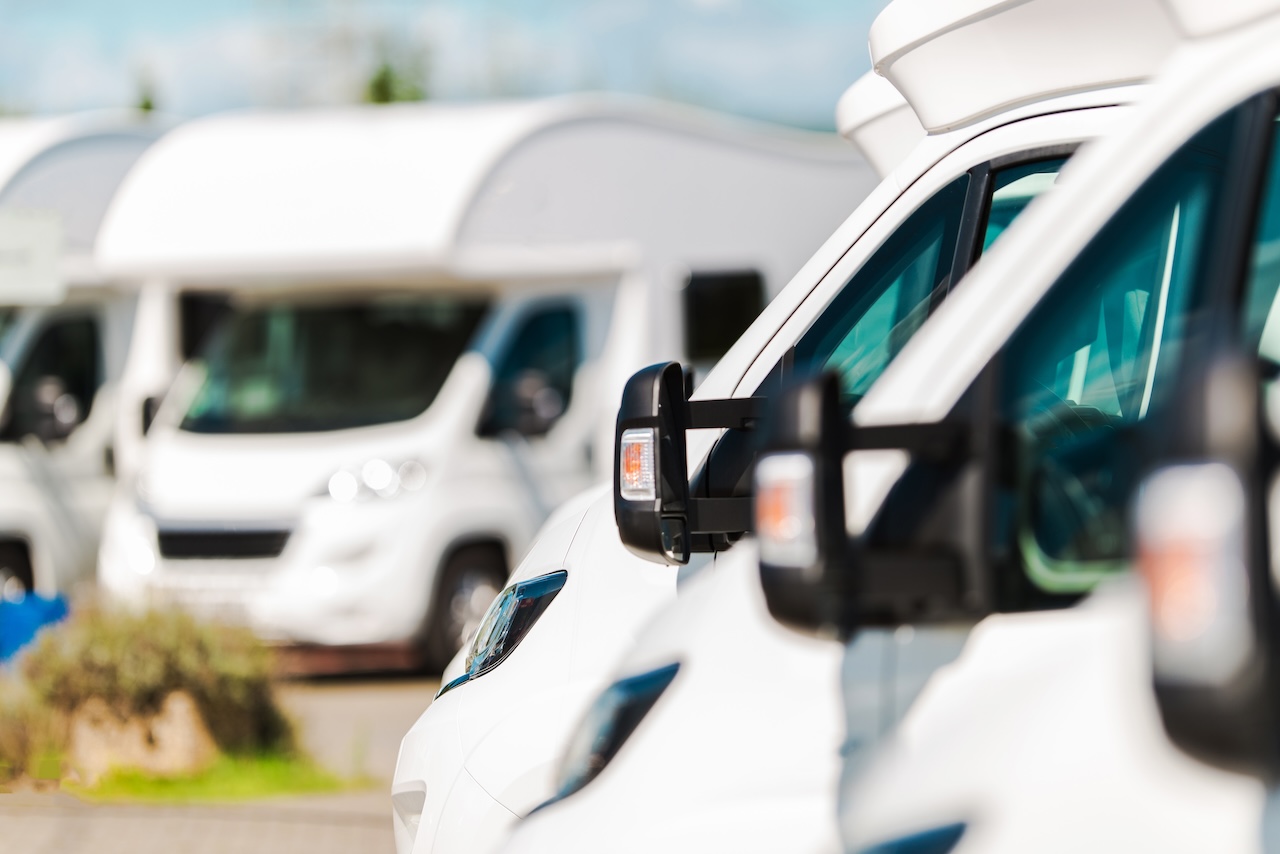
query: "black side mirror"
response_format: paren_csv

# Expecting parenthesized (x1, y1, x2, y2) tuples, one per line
(613, 361, 765, 564)
(754, 371, 979, 640)
(33, 376, 81, 442)
(1145, 355, 1280, 781)
(754, 373, 851, 633)
(615, 362, 693, 564)
(141, 395, 162, 435)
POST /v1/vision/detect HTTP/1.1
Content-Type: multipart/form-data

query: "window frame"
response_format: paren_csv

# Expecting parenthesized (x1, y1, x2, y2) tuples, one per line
(688, 145, 1081, 547)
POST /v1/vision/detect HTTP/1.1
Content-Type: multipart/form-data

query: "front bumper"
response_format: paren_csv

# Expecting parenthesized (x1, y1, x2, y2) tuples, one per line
(98, 493, 440, 647)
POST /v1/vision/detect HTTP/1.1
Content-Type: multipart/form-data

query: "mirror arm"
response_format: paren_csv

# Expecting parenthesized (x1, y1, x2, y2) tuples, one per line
(688, 497, 753, 534)
(845, 421, 969, 462)
(687, 397, 766, 430)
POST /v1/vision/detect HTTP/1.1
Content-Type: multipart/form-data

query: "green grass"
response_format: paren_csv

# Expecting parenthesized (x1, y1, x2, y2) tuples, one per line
(63, 754, 358, 803)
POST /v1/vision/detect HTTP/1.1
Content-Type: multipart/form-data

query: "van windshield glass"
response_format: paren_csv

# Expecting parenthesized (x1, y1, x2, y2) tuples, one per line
(180, 295, 489, 434)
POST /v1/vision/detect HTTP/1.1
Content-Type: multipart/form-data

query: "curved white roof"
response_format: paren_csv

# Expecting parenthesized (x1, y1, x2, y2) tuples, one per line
(0, 112, 165, 249)
(869, 0, 1181, 133)
(835, 72, 925, 179)
(0, 111, 165, 294)
(1166, 0, 1280, 37)
(96, 95, 862, 282)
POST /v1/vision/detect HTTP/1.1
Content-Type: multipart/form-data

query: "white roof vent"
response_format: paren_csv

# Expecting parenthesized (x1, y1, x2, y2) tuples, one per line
(835, 72, 926, 179)
(870, 0, 1182, 133)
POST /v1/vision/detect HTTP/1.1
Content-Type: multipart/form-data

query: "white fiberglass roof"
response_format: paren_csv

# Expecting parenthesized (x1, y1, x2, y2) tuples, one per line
(96, 95, 859, 283)
(835, 72, 925, 179)
(869, 0, 1182, 133)
(0, 111, 162, 259)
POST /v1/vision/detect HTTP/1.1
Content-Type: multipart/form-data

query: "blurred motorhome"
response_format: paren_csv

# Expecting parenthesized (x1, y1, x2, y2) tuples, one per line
(93, 96, 876, 671)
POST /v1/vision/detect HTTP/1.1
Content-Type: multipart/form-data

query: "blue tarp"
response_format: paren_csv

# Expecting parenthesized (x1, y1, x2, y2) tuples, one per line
(0, 595, 68, 663)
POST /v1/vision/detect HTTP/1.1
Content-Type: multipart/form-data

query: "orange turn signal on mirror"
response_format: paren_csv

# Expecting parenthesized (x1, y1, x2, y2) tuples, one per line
(754, 452, 817, 570)
(1136, 462, 1253, 687)
(619, 428, 657, 501)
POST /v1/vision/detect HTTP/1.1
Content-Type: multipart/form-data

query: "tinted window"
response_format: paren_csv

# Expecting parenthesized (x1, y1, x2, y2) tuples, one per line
(481, 305, 581, 436)
(981, 159, 1067, 253)
(1001, 114, 1236, 593)
(684, 271, 766, 364)
(2, 315, 101, 441)
(793, 175, 970, 411)
(181, 296, 489, 434)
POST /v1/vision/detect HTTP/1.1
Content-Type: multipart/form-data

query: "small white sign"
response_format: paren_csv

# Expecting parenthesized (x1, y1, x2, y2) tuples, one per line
(0, 209, 65, 305)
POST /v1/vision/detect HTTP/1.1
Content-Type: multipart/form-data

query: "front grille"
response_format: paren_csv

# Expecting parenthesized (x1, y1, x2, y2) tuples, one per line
(157, 529, 291, 560)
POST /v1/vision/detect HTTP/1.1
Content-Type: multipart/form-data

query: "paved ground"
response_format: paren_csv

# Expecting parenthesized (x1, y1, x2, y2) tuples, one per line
(0, 676, 439, 854)
(277, 676, 439, 782)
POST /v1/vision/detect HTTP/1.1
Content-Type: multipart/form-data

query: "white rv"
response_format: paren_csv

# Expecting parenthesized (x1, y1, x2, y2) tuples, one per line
(0, 112, 165, 600)
(93, 96, 873, 670)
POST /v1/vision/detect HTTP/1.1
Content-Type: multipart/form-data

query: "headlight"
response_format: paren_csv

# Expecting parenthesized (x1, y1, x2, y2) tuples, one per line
(326, 458, 429, 502)
(436, 570, 567, 697)
(543, 661, 680, 806)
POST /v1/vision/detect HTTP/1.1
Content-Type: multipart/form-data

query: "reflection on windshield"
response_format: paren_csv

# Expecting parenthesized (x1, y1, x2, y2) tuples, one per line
(181, 295, 489, 434)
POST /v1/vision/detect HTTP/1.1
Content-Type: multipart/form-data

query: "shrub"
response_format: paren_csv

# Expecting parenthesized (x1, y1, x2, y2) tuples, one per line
(0, 677, 65, 783)
(20, 606, 293, 755)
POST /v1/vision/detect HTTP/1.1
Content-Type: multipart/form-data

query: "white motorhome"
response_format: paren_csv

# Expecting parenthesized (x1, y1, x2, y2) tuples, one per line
(93, 96, 873, 670)
(394, 5, 1149, 842)
(745, 1, 1280, 851)
(0, 112, 165, 600)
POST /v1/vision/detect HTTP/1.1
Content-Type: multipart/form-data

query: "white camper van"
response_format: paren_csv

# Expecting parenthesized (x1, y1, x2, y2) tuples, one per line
(0, 112, 165, 600)
(748, 1, 1280, 852)
(93, 97, 873, 670)
(396, 16, 1142, 845)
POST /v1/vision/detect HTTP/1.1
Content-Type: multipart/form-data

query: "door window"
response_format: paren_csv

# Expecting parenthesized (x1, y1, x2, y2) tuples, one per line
(1000, 112, 1238, 593)
(2, 315, 102, 442)
(793, 175, 969, 411)
(481, 305, 582, 437)
(683, 271, 765, 366)
(792, 157, 1067, 413)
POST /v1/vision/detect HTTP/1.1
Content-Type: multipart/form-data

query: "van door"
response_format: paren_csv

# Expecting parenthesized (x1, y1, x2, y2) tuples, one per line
(686, 150, 1070, 773)
(876, 101, 1255, 790)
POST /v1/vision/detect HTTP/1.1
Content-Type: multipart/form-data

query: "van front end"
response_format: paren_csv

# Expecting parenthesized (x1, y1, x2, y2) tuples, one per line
(96, 420, 539, 668)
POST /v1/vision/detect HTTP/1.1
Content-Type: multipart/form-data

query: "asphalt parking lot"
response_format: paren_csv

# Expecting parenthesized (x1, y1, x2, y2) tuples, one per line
(0, 676, 439, 854)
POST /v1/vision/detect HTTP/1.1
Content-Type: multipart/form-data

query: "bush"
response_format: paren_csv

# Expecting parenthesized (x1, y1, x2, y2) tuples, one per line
(0, 677, 65, 783)
(20, 606, 293, 755)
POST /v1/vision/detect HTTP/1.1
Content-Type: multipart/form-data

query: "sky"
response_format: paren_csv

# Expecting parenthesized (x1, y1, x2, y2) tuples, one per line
(0, 0, 892, 130)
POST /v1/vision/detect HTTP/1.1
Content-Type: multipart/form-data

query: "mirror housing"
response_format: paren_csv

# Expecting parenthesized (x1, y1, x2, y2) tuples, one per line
(755, 371, 979, 640)
(614, 362, 692, 564)
(141, 395, 162, 435)
(613, 362, 766, 564)
(755, 373, 852, 633)
(33, 376, 80, 442)
(1147, 355, 1280, 781)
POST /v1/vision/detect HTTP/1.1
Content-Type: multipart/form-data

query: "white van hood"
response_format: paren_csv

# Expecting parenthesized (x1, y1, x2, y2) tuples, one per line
(138, 423, 441, 522)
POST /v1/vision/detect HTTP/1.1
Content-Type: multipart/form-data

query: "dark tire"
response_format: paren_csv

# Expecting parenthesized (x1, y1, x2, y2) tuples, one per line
(0, 541, 33, 603)
(422, 544, 507, 673)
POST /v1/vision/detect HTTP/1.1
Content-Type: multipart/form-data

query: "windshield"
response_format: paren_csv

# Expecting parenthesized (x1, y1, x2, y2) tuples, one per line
(181, 295, 489, 434)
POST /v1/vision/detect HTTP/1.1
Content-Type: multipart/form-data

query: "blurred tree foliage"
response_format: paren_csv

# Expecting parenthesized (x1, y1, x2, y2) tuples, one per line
(136, 71, 156, 112)
(364, 52, 428, 104)
(21, 606, 293, 755)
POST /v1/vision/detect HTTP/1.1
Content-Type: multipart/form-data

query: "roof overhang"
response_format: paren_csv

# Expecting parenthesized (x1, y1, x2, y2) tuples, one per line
(106, 241, 640, 293)
(835, 72, 926, 179)
(869, 0, 1182, 133)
